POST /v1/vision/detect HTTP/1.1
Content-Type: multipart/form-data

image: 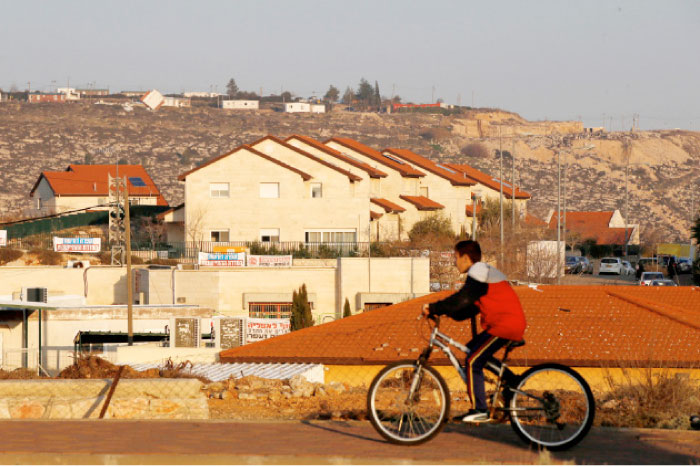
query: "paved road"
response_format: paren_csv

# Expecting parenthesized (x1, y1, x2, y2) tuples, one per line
(0, 420, 697, 464)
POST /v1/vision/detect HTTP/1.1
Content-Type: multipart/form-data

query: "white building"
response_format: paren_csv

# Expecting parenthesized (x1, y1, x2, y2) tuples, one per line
(184, 91, 222, 98)
(311, 104, 326, 114)
(162, 96, 191, 108)
(57, 87, 80, 101)
(222, 100, 259, 110)
(284, 102, 311, 113)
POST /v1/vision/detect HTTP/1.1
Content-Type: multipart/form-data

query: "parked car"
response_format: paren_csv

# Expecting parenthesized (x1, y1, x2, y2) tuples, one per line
(599, 257, 622, 275)
(620, 260, 635, 276)
(639, 271, 664, 286)
(565, 256, 582, 274)
(650, 279, 677, 286)
(578, 256, 593, 274)
(677, 258, 693, 274)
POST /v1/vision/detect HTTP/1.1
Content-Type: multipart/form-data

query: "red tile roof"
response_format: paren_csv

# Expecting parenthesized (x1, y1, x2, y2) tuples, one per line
(370, 198, 406, 213)
(446, 163, 531, 199)
(465, 204, 483, 217)
(220, 286, 700, 368)
(399, 195, 445, 211)
(252, 136, 362, 182)
(31, 165, 168, 206)
(286, 135, 388, 178)
(384, 148, 474, 187)
(177, 145, 312, 182)
(370, 210, 383, 220)
(547, 211, 630, 245)
(326, 138, 425, 177)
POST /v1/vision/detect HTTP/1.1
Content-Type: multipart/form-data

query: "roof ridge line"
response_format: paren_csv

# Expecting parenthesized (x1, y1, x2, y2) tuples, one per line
(606, 290, 700, 331)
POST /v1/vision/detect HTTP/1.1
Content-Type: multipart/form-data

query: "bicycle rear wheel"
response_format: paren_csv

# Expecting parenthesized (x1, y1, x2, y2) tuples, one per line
(509, 363, 595, 450)
(367, 361, 450, 445)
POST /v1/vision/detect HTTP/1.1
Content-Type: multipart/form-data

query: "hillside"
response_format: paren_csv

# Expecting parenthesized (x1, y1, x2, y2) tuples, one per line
(1, 102, 698, 242)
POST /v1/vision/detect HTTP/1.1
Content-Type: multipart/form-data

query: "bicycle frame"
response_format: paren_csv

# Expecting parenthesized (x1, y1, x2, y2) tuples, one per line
(413, 317, 523, 418)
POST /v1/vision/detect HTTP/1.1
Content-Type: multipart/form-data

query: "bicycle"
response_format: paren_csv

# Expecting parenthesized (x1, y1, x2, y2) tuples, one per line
(366, 314, 595, 450)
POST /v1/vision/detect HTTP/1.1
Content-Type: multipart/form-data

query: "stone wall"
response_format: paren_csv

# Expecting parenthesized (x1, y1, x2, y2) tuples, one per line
(0, 378, 208, 419)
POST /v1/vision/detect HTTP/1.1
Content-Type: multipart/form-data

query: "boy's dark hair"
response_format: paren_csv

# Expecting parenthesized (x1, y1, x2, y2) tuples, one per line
(454, 240, 482, 263)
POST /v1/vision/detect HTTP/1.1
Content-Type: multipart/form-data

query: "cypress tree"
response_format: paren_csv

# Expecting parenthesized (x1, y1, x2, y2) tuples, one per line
(343, 298, 352, 318)
(290, 284, 314, 331)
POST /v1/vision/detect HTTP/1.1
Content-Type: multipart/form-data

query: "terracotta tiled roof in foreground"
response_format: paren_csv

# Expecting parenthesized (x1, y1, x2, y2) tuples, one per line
(220, 286, 700, 368)
(399, 195, 445, 210)
(30, 164, 168, 206)
(384, 148, 474, 187)
(548, 211, 631, 245)
(326, 137, 425, 177)
(447, 163, 531, 199)
(370, 198, 406, 213)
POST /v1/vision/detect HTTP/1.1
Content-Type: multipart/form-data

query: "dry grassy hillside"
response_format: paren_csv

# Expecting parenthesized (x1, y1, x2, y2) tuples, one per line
(1, 102, 698, 241)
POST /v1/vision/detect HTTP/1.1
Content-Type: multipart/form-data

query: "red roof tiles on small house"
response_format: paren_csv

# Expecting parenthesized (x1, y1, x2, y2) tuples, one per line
(446, 163, 531, 199)
(383, 148, 474, 187)
(220, 286, 700, 368)
(547, 211, 630, 245)
(370, 198, 406, 213)
(325, 137, 425, 177)
(286, 135, 388, 178)
(370, 210, 383, 220)
(177, 145, 312, 182)
(251, 136, 362, 183)
(399, 195, 445, 211)
(31, 165, 168, 206)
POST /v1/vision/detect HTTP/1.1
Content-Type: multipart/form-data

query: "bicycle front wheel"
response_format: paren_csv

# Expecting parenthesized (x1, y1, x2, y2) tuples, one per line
(509, 363, 595, 451)
(367, 361, 450, 445)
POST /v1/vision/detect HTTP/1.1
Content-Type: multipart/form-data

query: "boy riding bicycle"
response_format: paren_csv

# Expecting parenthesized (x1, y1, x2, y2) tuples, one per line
(421, 240, 526, 422)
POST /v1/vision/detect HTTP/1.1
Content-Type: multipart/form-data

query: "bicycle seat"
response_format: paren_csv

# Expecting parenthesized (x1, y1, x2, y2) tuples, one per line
(507, 339, 526, 349)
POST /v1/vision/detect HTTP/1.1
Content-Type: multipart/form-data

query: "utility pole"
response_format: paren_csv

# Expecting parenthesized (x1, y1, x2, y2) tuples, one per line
(431, 85, 435, 103)
(512, 134, 516, 230)
(556, 144, 562, 285)
(125, 185, 133, 346)
(625, 154, 630, 260)
(499, 126, 504, 268)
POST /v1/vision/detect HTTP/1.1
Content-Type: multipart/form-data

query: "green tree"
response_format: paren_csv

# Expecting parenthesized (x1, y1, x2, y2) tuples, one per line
(692, 214, 700, 245)
(84, 154, 94, 165)
(341, 86, 354, 105)
(356, 78, 373, 109)
(343, 298, 352, 318)
(324, 85, 339, 103)
(408, 213, 455, 242)
(226, 78, 239, 97)
(373, 81, 381, 109)
(290, 284, 314, 331)
(281, 91, 292, 102)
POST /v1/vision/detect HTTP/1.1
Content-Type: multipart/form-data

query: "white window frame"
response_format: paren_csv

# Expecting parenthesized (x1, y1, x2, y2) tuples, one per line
(260, 228, 280, 242)
(259, 182, 280, 199)
(304, 229, 356, 243)
(210, 230, 230, 242)
(210, 182, 230, 198)
(311, 182, 322, 198)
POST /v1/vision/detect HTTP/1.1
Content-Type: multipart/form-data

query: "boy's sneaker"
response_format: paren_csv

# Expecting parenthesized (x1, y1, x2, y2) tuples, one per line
(461, 409, 489, 423)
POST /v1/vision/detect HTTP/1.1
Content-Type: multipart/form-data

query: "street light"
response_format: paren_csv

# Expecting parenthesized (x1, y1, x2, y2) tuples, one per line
(471, 189, 482, 240)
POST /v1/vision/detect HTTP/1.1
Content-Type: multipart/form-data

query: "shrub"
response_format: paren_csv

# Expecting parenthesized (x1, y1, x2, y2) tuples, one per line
(597, 367, 700, 429)
(460, 142, 490, 160)
(408, 214, 455, 243)
(0, 248, 23, 265)
(290, 284, 313, 331)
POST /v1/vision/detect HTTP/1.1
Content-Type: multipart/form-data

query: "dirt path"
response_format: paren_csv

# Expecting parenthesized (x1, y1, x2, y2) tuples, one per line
(0, 420, 697, 464)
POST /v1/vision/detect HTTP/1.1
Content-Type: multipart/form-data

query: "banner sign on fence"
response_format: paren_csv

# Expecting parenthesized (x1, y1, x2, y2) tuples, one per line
(198, 251, 246, 266)
(212, 245, 247, 254)
(0, 230, 6, 247)
(245, 318, 290, 343)
(247, 255, 293, 267)
(53, 237, 101, 253)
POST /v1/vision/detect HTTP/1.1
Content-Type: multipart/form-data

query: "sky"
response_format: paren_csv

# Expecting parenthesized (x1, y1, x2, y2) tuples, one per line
(1, 0, 699, 131)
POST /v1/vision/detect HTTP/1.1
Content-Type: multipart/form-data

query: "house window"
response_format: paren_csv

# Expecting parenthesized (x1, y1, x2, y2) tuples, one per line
(259, 182, 280, 198)
(311, 183, 322, 198)
(36, 198, 42, 209)
(249, 302, 293, 319)
(210, 230, 229, 242)
(210, 183, 230, 198)
(364, 302, 392, 312)
(420, 186, 429, 197)
(304, 230, 356, 243)
(260, 228, 280, 242)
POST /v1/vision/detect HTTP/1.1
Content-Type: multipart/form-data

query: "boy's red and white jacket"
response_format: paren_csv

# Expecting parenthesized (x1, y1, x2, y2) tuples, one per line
(427, 262, 526, 341)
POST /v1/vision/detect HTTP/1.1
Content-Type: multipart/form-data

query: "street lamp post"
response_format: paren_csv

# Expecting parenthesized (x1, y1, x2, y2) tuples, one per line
(471, 190, 482, 240)
(557, 146, 562, 284)
(499, 126, 504, 267)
